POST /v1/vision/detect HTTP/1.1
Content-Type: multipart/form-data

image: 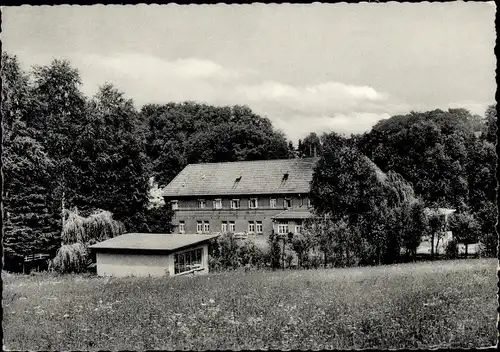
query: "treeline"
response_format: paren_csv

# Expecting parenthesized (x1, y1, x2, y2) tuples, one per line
(2, 52, 497, 272)
(301, 108, 497, 263)
(1, 53, 292, 271)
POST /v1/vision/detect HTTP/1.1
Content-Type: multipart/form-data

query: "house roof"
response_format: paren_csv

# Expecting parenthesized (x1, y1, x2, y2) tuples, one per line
(272, 207, 314, 220)
(89, 233, 219, 252)
(162, 157, 320, 197)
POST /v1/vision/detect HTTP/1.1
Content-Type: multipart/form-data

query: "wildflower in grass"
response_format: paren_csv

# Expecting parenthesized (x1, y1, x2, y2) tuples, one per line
(209, 298, 215, 304)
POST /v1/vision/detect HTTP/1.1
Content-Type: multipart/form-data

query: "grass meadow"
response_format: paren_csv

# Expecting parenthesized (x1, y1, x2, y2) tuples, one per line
(3, 259, 498, 350)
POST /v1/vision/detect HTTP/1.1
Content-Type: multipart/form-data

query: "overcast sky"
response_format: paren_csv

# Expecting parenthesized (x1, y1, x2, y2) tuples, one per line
(2, 3, 496, 142)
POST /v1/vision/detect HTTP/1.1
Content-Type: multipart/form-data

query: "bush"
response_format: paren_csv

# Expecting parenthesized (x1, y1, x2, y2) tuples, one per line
(51, 243, 90, 274)
(445, 239, 459, 259)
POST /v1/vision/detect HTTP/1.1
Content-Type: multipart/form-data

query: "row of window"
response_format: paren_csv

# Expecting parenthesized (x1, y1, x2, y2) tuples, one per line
(277, 221, 302, 235)
(178, 220, 302, 234)
(171, 197, 312, 210)
(178, 220, 263, 234)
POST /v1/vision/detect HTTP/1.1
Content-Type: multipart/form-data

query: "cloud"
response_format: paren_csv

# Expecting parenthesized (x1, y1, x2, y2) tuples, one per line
(81, 52, 241, 81)
(14, 51, 410, 142)
(232, 80, 409, 141)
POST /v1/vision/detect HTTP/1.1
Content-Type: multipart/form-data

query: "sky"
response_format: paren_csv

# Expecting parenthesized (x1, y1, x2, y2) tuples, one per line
(2, 3, 496, 142)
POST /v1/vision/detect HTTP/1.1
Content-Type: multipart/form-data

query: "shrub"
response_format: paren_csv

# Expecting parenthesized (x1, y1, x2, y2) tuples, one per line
(51, 243, 90, 274)
(445, 239, 459, 259)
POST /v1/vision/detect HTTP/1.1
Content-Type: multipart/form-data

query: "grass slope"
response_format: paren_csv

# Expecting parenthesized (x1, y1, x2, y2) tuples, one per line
(3, 259, 498, 350)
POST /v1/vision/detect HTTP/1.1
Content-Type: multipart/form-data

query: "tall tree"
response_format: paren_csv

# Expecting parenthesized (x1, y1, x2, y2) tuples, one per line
(298, 132, 322, 158)
(2, 53, 60, 269)
(71, 83, 152, 229)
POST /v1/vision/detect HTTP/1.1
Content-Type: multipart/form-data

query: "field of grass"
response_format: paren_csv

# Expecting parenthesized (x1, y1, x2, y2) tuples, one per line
(3, 259, 498, 350)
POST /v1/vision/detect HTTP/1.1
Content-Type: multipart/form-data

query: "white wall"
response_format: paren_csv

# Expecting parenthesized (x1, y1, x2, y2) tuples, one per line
(96, 244, 209, 277)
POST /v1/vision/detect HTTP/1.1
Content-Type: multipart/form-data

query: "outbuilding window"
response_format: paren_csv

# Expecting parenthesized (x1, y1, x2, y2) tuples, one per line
(270, 198, 277, 208)
(179, 221, 185, 234)
(203, 221, 210, 233)
(196, 221, 203, 233)
(174, 247, 203, 274)
(221, 221, 228, 233)
(229, 221, 235, 232)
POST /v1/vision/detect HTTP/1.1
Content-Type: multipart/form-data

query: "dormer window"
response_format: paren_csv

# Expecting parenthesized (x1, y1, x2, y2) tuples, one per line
(230, 199, 240, 209)
(171, 200, 179, 211)
(249, 198, 258, 209)
(198, 199, 206, 209)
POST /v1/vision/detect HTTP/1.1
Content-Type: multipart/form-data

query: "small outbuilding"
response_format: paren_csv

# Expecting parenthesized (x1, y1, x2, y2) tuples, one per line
(89, 233, 219, 277)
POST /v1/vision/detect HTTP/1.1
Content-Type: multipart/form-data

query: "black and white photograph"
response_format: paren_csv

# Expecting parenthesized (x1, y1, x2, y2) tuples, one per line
(1, 2, 497, 350)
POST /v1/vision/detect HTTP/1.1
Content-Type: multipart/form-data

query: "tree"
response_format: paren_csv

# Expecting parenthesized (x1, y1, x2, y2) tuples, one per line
(3, 132, 60, 269)
(142, 102, 290, 187)
(2, 53, 61, 270)
(297, 132, 322, 158)
(449, 211, 481, 258)
(475, 201, 498, 257)
(483, 104, 497, 144)
(357, 109, 478, 210)
(71, 83, 152, 229)
(289, 229, 315, 268)
(29, 59, 87, 218)
(427, 212, 446, 259)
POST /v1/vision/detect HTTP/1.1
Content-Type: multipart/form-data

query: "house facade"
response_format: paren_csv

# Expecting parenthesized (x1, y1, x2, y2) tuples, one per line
(162, 158, 319, 236)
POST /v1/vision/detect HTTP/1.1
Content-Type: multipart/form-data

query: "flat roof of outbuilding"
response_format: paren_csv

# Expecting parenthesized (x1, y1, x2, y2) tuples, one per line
(89, 233, 219, 252)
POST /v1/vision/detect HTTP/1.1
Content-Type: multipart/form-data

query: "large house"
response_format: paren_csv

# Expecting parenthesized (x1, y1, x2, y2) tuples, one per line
(162, 158, 319, 236)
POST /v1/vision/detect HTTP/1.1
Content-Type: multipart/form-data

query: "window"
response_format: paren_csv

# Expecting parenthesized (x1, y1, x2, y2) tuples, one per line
(214, 198, 222, 209)
(179, 221, 185, 234)
(284, 198, 292, 208)
(256, 221, 263, 234)
(248, 221, 255, 233)
(171, 200, 179, 211)
(229, 221, 235, 232)
(308, 198, 312, 208)
(221, 221, 228, 233)
(230, 199, 240, 209)
(203, 221, 210, 233)
(278, 221, 289, 234)
(196, 221, 203, 233)
(174, 248, 203, 274)
(249, 198, 258, 209)
(270, 198, 277, 208)
(295, 225, 302, 234)
(198, 199, 206, 209)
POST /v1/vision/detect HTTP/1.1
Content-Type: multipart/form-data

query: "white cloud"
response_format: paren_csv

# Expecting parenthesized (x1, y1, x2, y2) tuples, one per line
(14, 51, 410, 141)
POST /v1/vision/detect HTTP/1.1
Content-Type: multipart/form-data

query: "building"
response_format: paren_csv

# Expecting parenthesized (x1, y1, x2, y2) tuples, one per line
(89, 233, 219, 277)
(162, 158, 319, 236)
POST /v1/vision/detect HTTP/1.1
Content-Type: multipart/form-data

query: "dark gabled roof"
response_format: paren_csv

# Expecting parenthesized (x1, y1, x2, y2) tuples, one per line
(162, 158, 320, 197)
(89, 233, 219, 252)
